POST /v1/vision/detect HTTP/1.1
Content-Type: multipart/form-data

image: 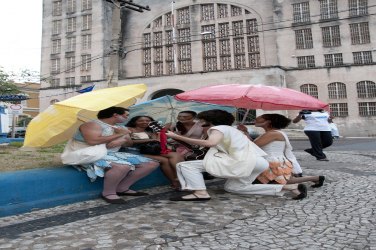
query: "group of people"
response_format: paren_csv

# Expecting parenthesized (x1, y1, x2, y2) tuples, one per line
(65, 106, 330, 204)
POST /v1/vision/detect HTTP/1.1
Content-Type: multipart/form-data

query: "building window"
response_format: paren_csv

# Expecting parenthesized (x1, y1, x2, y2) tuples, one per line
(51, 39, 61, 54)
(233, 21, 244, 37)
(292, 2, 310, 23)
(65, 77, 75, 86)
(203, 37, 217, 72)
(51, 59, 60, 73)
(52, 20, 62, 35)
(329, 103, 349, 117)
(154, 17, 162, 28)
(349, 22, 370, 44)
(66, 56, 75, 72)
(154, 47, 163, 76)
(66, 37, 76, 52)
(178, 28, 190, 43)
(300, 84, 319, 98)
(219, 23, 230, 38)
(153, 32, 163, 47)
(67, 17, 76, 33)
(165, 46, 174, 75)
(349, 0, 368, 16)
(357, 81, 376, 98)
(143, 33, 151, 48)
(82, 0, 92, 11)
(231, 5, 242, 16)
(297, 56, 315, 68)
(358, 102, 376, 116)
(295, 29, 313, 49)
(67, 0, 76, 13)
(80, 75, 91, 83)
(219, 39, 231, 70)
(81, 54, 91, 71)
(328, 82, 347, 99)
(201, 4, 214, 21)
(165, 13, 172, 27)
(178, 44, 192, 73)
(51, 79, 60, 87)
(82, 14, 92, 30)
(234, 38, 246, 69)
(246, 19, 258, 34)
(81, 34, 91, 50)
(324, 53, 343, 66)
(143, 48, 151, 76)
(52, 1, 62, 16)
(177, 7, 190, 25)
(353, 51, 373, 64)
(218, 4, 228, 18)
(322, 26, 341, 47)
(319, 0, 338, 20)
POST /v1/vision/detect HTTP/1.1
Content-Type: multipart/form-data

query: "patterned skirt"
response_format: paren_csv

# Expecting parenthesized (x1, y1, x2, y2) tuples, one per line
(256, 157, 293, 185)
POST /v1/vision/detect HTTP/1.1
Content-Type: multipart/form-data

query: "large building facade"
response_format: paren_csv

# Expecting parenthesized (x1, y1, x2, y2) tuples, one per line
(40, 0, 376, 137)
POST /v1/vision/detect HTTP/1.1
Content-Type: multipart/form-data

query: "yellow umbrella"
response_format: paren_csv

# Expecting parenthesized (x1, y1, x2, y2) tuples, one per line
(23, 84, 147, 148)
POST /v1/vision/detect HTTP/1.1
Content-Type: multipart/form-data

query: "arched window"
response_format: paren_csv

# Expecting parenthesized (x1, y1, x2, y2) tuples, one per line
(357, 81, 376, 98)
(300, 84, 318, 98)
(142, 3, 261, 76)
(328, 82, 347, 99)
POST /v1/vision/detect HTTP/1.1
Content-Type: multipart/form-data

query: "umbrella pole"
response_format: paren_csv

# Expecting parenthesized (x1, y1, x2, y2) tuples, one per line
(241, 109, 250, 124)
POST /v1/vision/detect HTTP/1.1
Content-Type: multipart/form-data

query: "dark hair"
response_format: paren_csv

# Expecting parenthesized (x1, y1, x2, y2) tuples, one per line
(197, 109, 235, 126)
(260, 114, 291, 129)
(126, 116, 155, 132)
(176, 111, 198, 134)
(97, 107, 129, 119)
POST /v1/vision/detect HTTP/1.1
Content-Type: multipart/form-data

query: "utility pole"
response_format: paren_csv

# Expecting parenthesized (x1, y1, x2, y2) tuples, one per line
(105, 0, 151, 87)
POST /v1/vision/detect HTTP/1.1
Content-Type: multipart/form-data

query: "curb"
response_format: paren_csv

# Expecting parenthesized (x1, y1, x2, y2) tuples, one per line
(0, 166, 168, 217)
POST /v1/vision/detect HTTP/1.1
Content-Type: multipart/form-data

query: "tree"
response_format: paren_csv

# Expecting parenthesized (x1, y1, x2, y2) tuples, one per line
(0, 67, 19, 95)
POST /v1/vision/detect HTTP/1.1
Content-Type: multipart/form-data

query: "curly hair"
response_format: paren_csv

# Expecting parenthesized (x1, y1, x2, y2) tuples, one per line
(126, 116, 155, 132)
(197, 109, 235, 126)
(260, 114, 291, 129)
(176, 110, 198, 134)
(97, 107, 129, 119)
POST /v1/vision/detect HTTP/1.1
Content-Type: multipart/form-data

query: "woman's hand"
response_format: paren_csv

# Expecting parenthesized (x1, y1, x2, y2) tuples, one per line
(106, 137, 127, 148)
(237, 124, 248, 133)
(166, 131, 180, 140)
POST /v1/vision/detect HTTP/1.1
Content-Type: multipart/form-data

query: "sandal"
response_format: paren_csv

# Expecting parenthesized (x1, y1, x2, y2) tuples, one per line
(292, 184, 307, 200)
(170, 193, 211, 201)
(101, 194, 126, 204)
(116, 190, 149, 196)
(311, 176, 325, 188)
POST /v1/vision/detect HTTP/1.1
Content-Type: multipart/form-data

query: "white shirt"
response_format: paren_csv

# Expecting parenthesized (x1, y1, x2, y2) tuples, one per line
(303, 112, 331, 131)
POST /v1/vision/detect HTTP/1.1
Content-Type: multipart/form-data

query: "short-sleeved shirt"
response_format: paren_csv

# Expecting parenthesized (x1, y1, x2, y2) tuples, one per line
(302, 112, 331, 131)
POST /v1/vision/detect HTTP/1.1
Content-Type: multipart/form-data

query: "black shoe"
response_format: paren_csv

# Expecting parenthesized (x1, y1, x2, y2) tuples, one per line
(293, 173, 303, 178)
(311, 176, 325, 188)
(304, 149, 314, 156)
(101, 195, 126, 204)
(317, 158, 329, 161)
(292, 184, 307, 200)
(203, 172, 216, 180)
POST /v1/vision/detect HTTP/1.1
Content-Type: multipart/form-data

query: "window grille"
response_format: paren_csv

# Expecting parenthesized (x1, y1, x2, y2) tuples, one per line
(234, 55, 246, 69)
(218, 4, 228, 18)
(249, 53, 260, 68)
(220, 39, 231, 70)
(67, 17, 76, 32)
(246, 19, 258, 34)
(82, 0, 92, 11)
(233, 21, 244, 37)
(153, 32, 163, 47)
(80, 75, 91, 83)
(51, 59, 60, 73)
(349, 0, 368, 16)
(231, 5, 242, 16)
(297, 56, 315, 68)
(178, 28, 191, 43)
(67, 0, 76, 13)
(165, 13, 172, 27)
(357, 81, 376, 98)
(203, 41, 217, 71)
(65, 77, 75, 86)
(319, 0, 338, 20)
(154, 47, 163, 76)
(219, 23, 230, 38)
(329, 103, 349, 117)
(178, 44, 192, 73)
(177, 7, 190, 25)
(80, 54, 91, 71)
(201, 4, 215, 21)
(349, 22, 370, 44)
(300, 84, 318, 98)
(248, 36, 259, 53)
(143, 33, 151, 48)
(324, 53, 343, 66)
(295, 29, 313, 49)
(53, 1, 62, 16)
(51, 79, 60, 87)
(165, 30, 173, 45)
(165, 46, 175, 75)
(322, 26, 341, 47)
(82, 34, 91, 50)
(66, 56, 75, 72)
(353, 51, 373, 64)
(82, 15, 92, 30)
(328, 82, 347, 99)
(358, 102, 376, 116)
(52, 39, 61, 54)
(52, 20, 62, 35)
(292, 2, 310, 23)
(201, 25, 216, 40)
(66, 37, 76, 52)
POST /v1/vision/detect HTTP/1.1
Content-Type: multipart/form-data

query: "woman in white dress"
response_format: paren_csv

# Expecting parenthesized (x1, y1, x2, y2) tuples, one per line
(166, 110, 308, 201)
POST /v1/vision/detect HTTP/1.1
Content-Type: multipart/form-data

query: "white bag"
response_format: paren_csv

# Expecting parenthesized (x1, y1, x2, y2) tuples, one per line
(61, 139, 107, 165)
(203, 146, 254, 178)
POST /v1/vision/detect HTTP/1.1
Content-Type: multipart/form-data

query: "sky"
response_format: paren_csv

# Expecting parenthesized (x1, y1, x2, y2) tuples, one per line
(0, 0, 43, 74)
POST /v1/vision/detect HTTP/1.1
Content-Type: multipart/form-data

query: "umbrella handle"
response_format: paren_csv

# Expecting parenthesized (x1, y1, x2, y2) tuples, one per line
(240, 109, 250, 124)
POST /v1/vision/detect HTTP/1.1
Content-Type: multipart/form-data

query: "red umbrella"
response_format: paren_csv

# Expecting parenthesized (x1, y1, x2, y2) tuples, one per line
(175, 84, 329, 111)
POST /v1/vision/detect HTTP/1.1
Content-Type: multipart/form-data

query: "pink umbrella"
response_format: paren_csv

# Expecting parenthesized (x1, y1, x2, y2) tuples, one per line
(175, 84, 329, 111)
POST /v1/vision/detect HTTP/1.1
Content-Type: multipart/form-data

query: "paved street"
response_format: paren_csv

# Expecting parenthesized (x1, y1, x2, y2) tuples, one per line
(0, 138, 375, 249)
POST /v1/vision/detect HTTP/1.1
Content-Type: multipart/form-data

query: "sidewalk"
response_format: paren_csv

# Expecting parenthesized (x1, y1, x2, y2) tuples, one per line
(0, 149, 375, 249)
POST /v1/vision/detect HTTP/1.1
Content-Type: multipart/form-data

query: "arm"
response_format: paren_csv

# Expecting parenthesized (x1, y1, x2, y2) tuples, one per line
(80, 122, 127, 146)
(237, 124, 253, 141)
(292, 114, 303, 123)
(253, 131, 284, 148)
(166, 129, 223, 148)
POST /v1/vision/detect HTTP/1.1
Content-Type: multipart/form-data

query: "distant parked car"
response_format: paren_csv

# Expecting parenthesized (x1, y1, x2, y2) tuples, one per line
(7, 129, 26, 138)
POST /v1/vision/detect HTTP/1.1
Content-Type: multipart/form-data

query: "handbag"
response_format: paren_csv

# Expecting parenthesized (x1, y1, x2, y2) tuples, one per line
(139, 141, 162, 155)
(61, 139, 107, 165)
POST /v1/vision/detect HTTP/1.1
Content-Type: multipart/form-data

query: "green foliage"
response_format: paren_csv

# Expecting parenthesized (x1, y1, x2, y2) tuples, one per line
(0, 67, 20, 95)
(9, 141, 24, 148)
